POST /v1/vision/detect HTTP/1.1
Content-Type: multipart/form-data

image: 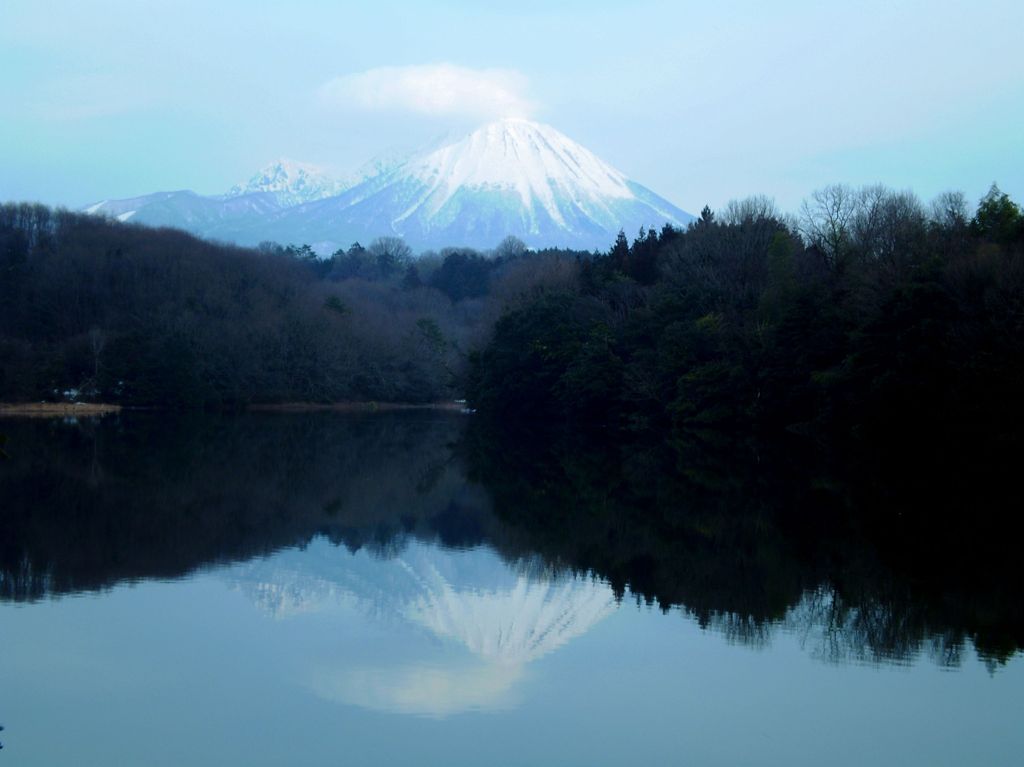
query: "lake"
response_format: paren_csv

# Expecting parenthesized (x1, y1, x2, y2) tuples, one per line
(1, 412, 1021, 765)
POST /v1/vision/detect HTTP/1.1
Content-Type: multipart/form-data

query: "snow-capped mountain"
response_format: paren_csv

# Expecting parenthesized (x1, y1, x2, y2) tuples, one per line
(226, 159, 346, 206)
(250, 119, 693, 250)
(83, 119, 693, 251)
(392, 118, 689, 246)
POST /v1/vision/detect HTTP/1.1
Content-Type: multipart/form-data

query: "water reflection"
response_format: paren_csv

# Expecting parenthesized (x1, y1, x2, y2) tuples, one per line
(463, 423, 1024, 669)
(0, 412, 490, 600)
(0, 411, 1020, 671)
(230, 538, 615, 715)
(3, 413, 1023, 765)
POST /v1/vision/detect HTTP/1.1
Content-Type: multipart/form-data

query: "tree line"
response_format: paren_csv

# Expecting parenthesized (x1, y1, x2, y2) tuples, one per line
(467, 183, 1024, 444)
(3, 182, 1022, 437)
(0, 206, 572, 407)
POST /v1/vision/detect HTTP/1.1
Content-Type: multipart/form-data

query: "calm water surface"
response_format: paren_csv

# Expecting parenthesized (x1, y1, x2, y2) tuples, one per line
(1, 413, 1020, 765)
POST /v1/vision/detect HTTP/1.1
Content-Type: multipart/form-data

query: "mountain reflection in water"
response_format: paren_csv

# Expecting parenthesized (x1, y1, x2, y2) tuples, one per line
(231, 539, 615, 715)
(1, 411, 1020, 675)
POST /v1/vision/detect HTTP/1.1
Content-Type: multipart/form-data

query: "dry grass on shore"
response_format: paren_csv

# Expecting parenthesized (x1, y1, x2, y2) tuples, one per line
(0, 402, 123, 418)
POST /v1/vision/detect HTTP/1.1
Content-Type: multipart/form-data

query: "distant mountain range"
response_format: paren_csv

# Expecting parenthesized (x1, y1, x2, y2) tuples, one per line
(84, 119, 694, 252)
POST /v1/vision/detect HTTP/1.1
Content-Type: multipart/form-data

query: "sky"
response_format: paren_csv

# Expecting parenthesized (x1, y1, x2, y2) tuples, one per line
(1, 0, 1022, 214)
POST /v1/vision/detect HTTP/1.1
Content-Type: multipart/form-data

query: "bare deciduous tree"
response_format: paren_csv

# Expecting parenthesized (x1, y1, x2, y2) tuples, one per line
(367, 236, 413, 278)
(493, 235, 528, 261)
(799, 184, 858, 263)
(721, 194, 780, 225)
(88, 326, 106, 382)
(929, 190, 971, 230)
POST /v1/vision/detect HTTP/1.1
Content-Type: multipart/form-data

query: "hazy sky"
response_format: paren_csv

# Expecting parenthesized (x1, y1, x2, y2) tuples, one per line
(2, 0, 1022, 214)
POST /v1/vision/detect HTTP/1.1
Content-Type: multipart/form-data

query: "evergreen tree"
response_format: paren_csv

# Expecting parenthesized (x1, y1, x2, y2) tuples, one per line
(972, 183, 1023, 244)
(610, 229, 630, 273)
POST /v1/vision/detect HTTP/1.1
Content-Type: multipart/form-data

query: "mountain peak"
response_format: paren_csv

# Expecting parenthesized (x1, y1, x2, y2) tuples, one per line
(481, 115, 544, 130)
(227, 158, 344, 205)
(399, 119, 636, 227)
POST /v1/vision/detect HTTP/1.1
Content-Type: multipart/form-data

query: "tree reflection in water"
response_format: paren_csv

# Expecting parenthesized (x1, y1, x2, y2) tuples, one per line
(0, 411, 1019, 669)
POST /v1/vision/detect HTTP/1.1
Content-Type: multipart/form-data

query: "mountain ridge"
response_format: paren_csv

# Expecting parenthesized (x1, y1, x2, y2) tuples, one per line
(83, 119, 694, 252)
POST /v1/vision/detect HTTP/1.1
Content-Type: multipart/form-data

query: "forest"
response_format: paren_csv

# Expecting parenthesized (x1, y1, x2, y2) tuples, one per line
(468, 184, 1024, 444)
(2, 183, 1023, 446)
(0, 205, 575, 407)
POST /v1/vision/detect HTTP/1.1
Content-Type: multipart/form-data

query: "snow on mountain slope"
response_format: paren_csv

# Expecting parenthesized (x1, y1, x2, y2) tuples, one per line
(226, 159, 346, 206)
(83, 119, 694, 252)
(254, 118, 693, 250)
(401, 118, 635, 224)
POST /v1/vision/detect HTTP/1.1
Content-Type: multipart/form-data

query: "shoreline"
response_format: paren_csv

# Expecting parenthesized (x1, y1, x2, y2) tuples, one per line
(0, 402, 123, 418)
(0, 401, 465, 419)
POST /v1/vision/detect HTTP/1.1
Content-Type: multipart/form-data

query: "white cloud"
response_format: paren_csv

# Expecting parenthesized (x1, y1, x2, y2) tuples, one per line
(317, 64, 534, 120)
